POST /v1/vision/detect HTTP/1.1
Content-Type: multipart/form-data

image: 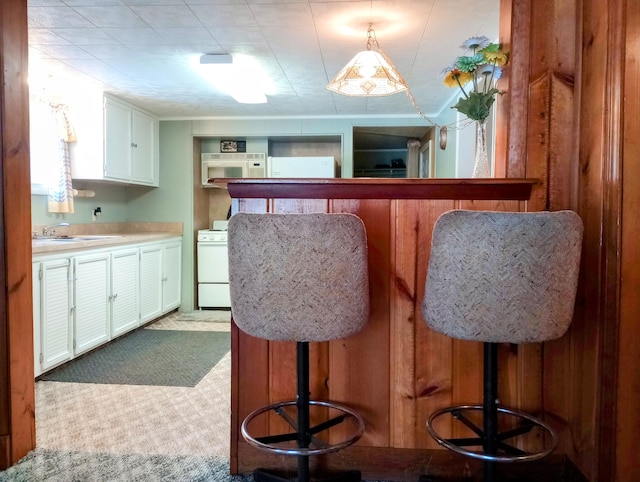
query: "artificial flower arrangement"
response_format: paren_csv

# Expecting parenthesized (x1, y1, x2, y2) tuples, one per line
(442, 36, 508, 123)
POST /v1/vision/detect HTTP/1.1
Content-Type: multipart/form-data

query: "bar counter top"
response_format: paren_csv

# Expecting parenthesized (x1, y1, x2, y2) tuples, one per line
(221, 178, 538, 200)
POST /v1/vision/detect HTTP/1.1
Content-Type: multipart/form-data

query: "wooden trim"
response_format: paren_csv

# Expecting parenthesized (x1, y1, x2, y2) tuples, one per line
(236, 442, 585, 481)
(598, 0, 625, 479)
(504, 0, 532, 178)
(0, 0, 36, 468)
(225, 179, 538, 201)
(618, 0, 640, 477)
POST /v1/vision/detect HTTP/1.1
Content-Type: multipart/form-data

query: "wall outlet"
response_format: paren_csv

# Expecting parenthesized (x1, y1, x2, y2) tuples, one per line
(92, 206, 102, 222)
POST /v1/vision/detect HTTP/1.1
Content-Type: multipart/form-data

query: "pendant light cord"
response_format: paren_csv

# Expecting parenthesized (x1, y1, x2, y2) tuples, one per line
(369, 26, 474, 132)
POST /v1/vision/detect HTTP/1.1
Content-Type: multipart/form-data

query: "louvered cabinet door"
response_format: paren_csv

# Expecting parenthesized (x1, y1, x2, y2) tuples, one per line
(161, 241, 181, 313)
(140, 244, 163, 323)
(111, 247, 140, 337)
(40, 258, 73, 371)
(74, 252, 111, 355)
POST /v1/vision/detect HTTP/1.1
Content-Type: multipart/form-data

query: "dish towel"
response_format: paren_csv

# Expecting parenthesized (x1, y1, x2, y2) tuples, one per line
(47, 103, 76, 214)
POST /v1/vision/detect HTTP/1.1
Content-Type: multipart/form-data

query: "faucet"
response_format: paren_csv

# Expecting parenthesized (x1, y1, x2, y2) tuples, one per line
(42, 222, 70, 237)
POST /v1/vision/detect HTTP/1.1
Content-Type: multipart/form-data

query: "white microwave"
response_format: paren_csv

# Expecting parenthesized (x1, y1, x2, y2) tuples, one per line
(201, 153, 266, 187)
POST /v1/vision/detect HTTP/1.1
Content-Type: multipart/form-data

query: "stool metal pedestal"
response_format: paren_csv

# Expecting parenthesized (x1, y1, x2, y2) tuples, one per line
(241, 342, 364, 482)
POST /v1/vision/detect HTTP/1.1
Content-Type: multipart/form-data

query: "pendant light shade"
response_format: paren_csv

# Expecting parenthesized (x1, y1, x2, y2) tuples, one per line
(327, 26, 409, 97)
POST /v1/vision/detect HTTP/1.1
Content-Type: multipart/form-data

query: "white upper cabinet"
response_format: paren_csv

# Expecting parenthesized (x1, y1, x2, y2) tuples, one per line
(130, 108, 157, 184)
(103, 96, 132, 181)
(70, 93, 159, 187)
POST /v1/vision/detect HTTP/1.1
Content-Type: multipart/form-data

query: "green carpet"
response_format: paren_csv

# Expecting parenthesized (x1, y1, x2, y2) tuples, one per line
(38, 329, 229, 387)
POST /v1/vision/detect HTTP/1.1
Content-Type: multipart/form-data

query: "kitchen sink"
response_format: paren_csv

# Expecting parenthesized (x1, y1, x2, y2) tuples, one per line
(34, 235, 123, 242)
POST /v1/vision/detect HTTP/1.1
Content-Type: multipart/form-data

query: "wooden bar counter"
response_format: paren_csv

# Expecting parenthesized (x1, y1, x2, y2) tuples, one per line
(226, 178, 574, 480)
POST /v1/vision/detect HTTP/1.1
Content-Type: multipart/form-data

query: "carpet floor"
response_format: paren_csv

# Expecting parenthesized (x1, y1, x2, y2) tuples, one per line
(0, 311, 239, 481)
(38, 329, 230, 387)
(0, 448, 233, 482)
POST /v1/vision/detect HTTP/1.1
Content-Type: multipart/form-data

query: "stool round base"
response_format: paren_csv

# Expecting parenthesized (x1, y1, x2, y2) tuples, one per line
(241, 399, 365, 457)
(426, 404, 558, 463)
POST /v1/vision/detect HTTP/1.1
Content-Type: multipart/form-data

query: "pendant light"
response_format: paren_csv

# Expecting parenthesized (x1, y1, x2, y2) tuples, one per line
(326, 25, 409, 97)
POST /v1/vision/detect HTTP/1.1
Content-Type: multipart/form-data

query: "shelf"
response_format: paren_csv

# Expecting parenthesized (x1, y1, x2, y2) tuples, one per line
(354, 168, 406, 178)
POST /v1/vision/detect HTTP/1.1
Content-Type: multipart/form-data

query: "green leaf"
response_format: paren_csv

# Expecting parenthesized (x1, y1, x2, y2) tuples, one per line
(452, 90, 500, 122)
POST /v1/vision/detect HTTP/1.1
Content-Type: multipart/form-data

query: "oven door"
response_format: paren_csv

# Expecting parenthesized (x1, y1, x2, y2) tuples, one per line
(197, 239, 231, 308)
(197, 240, 228, 283)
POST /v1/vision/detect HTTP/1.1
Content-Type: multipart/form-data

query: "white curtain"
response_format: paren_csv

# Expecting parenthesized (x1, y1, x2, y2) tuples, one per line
(406, 139, 421, 178)
(46, 103, 76, 213)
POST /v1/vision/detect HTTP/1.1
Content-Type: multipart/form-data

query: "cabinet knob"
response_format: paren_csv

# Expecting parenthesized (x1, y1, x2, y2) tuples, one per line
(131, 142, 138, 148)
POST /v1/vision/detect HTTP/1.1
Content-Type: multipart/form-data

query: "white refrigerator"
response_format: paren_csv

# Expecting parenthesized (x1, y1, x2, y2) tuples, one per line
(267, 156, 337, 178)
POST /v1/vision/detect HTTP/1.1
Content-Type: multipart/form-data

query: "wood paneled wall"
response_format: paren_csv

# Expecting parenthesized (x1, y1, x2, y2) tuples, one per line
(231, 197, 538, 480)
(618, 2, 640, 478)
(512, 0, 640, 480)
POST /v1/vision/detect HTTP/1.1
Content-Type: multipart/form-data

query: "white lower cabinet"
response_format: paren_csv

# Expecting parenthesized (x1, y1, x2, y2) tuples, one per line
(74, 252, 111, 355)
(140, 240, 182, 323)
(111, 247, 140, 337)
(33, 237, 181, 376)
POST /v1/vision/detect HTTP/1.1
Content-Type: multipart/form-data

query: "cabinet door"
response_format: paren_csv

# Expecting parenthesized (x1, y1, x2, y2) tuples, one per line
(162, 241, 182, 313)
(103, 96, 132, 181)
(131, 109, 158, 186)
(74, 253, 110, 355)
(111, 248, 140, 337)
(41, 258, 73, 371)
(140, 244, 163, 323)
(33, 263, 42, 377)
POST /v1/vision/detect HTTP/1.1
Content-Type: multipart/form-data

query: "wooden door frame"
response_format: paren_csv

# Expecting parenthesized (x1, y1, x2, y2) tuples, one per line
(0, 0, 631, 479)
(0, 0, 37, 468)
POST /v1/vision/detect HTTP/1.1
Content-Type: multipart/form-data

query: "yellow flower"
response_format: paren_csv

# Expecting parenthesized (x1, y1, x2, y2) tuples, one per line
(443, 69, 472, 88)
(483, 51, 508, 66)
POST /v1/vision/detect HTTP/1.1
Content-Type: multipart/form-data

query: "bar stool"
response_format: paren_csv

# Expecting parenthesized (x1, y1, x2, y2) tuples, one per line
(228, 212, 370, 482)
(421, 210, 583, 480)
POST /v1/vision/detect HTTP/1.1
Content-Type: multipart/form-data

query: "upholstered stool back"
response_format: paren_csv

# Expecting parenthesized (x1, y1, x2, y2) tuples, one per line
(423, 209, 583, 344)
(228, 212, 369, 342)
(420, 210, 583, 473)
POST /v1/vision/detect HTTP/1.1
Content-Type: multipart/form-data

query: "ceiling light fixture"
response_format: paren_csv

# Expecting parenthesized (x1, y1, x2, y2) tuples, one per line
(326, 25, 471, 140)
(200, 54, 233, 65)
(195, 54, 273, 104)
(326, 25, 408, 96)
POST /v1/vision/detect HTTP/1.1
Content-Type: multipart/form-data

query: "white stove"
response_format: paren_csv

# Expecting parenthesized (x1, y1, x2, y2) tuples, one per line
(197, 229, 228, 242)
(197, 221, 230, 309)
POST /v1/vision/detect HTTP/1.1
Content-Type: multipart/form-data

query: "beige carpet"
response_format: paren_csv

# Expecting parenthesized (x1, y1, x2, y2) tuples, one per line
(35, 311, 232, 458)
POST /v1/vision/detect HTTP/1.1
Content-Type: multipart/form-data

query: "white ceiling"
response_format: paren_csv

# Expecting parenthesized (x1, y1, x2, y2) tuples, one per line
(27, 0, 499, 120)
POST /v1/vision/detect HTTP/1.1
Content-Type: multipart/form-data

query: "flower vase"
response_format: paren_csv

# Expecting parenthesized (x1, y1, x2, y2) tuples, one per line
(472, 121, 491, 178)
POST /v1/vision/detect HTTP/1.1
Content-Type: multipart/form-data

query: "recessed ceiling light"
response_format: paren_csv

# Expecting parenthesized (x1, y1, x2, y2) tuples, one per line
(193, 54, 274, 104)
(199, 54, 233, 65)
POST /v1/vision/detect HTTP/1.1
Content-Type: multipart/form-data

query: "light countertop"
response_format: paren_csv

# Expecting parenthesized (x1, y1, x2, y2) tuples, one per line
(32, 222, 182, 255)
